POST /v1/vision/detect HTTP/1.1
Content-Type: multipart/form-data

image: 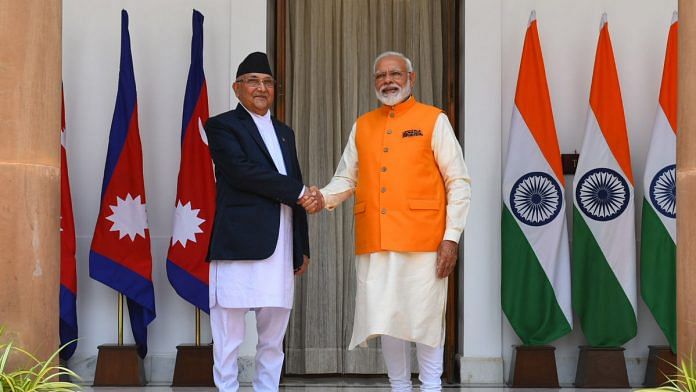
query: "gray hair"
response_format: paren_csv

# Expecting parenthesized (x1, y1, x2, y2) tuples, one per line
(373, 51, 413, 73)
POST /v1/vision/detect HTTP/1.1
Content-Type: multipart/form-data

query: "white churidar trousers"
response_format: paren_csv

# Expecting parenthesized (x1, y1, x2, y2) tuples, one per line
(210, 305, 291, 392)
(381, 335, 444, 392)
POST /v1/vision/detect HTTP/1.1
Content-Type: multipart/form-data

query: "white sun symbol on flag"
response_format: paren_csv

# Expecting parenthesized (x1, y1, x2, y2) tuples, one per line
(172, 200, 205, 248)
(106, 194, 148, 241)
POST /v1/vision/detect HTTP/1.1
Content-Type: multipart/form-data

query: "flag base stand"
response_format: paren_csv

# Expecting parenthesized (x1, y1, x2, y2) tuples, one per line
(172, 344, 215, 386)
(93, 344, 145, 386)
(508, 345, 559, 387)
(574, 346, 629, 388)
(643, 345, 677, 387)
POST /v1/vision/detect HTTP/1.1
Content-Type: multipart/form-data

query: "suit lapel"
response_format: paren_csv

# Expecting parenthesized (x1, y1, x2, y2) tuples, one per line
(235, 104, 277, 171)
(273, 118, 294, 177)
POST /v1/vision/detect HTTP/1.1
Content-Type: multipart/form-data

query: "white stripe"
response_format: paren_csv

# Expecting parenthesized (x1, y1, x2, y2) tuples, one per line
(573, 109, 637, 314)
(642, 107, 676, 242)
(503, 106, 572, 325)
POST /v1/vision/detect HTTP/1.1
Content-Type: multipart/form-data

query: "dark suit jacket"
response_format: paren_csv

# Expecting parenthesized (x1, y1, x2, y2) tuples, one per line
(204, 104, 310, 271)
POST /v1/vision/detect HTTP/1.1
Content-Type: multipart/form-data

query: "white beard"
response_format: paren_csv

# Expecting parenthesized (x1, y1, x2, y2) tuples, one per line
(375, 80, 412, 106)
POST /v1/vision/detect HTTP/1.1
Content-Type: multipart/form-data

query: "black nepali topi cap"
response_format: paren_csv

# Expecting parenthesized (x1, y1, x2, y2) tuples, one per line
(236, 52, 273, 78)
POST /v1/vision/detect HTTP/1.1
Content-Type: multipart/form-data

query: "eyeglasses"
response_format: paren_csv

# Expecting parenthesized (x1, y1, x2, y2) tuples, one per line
(236, 77, 276, 89)
(374, 70, 410, 82)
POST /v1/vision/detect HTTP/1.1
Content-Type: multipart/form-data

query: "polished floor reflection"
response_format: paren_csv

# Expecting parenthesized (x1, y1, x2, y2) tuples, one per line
(81, 385, 633, 391)
(80, 376, 635, 391)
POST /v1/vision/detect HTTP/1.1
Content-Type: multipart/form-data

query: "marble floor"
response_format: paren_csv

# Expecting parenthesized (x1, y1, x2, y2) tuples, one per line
(78, 376, 635, 391)
(80, 381, 635, 391)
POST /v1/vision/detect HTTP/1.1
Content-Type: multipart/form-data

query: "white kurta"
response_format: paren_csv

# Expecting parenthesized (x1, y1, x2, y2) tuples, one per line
(209, 106, 296, 310)
(321, 113, 471, 348)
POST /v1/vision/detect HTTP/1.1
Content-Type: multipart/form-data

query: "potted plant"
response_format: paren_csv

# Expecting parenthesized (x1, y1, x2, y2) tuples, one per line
(641, 355, 696, 392)
(0, 326, 81, 391)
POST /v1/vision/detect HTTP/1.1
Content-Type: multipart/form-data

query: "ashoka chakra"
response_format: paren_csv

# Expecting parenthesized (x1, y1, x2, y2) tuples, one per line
(649, 164, 676, 219)
(575, 168, 630, 221)
(510, 172, 563, 226)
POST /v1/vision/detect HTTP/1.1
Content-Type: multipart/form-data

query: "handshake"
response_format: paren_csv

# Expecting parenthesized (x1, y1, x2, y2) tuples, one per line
(297, 186, 325, 214)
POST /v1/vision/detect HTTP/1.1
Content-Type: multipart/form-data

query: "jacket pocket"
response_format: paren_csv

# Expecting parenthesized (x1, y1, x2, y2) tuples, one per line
(353, 202, 366, 214)
(408, 199, 440, 210)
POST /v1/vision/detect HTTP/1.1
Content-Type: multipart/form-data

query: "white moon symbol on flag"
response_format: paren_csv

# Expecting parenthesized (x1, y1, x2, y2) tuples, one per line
(198, 117, 209, 146)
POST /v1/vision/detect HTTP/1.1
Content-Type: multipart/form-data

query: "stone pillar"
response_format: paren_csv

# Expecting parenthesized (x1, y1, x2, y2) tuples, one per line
(0, 0, 62, 364)
(678, 0, 696, 362)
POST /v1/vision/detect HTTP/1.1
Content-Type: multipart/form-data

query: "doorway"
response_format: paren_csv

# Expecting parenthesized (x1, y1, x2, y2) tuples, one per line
(271, 0, 460, 381)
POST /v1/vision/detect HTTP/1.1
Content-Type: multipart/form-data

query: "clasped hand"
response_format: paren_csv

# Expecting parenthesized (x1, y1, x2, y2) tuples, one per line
(297, 186, 324, 214)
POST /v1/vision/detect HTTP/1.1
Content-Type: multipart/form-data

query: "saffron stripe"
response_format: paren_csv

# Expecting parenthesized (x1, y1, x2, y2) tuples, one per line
(588, 19, 634, 185)
(659, 19, 678, 134)
(514, 18, 564, 184)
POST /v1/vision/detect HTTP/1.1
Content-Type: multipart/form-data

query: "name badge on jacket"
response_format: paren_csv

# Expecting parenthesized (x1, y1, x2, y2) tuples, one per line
(402, 129, 423, 138)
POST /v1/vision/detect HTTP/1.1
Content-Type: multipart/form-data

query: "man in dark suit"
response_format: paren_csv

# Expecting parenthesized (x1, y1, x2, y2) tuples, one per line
(204, 52, 321, 392)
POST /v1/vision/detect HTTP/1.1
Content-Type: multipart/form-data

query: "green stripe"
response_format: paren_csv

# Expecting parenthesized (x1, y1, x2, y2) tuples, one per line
(640, 198, 677, 352)
(502, 206, 572, 345)
(572, 207, 637, 347)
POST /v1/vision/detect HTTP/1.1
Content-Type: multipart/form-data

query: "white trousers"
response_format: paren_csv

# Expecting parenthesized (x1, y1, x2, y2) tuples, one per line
(210, 305, 291, 392)
(381, 335, 444, 392)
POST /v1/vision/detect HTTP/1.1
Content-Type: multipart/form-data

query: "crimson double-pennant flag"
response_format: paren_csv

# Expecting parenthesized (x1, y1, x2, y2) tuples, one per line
(60, 87, 78, 360)
(89, 10, 156, 358)
(166, 9, 216, 313)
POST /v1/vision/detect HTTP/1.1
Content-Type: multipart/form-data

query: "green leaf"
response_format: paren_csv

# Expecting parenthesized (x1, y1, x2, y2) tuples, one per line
(0, 326, 81, 391)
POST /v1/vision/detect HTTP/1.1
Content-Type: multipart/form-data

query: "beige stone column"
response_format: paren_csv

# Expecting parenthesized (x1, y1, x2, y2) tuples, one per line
(678, 0, 696, 362)
(0, 0, 62, 364)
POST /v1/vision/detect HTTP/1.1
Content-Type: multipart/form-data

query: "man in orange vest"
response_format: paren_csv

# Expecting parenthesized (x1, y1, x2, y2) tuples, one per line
(302, 51, 471, 391)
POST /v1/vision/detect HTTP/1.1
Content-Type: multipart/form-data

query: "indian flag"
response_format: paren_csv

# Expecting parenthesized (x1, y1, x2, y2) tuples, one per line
(641, 13, 677, 353)
(572, 14, 637, 347)
(502, 11, 572, 345)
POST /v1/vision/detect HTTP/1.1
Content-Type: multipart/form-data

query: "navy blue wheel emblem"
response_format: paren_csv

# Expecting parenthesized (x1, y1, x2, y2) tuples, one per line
(575, 168, 630, 221)
(650, 164, 676, 219)
(510, 172, 563, 226)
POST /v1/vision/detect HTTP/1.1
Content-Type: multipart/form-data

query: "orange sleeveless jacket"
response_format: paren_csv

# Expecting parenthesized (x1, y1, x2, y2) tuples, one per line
(354, 96, 446, 254)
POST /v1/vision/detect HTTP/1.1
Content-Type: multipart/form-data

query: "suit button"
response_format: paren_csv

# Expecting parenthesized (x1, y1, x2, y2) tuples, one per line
(381, 187, 387, 193)
(381, 208, 387, 214)
(381, 166, 387, 172)
(383, 147, 389, 152)
(386, 129, 393, 135)
(389, 112, 395, 118)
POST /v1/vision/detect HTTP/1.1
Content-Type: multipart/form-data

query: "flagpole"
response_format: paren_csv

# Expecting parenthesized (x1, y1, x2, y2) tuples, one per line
(118, 293, 124, 345)
(195, 307, 201, 346)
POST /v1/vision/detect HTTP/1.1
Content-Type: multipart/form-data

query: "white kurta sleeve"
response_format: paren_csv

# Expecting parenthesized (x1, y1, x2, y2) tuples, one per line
(432, 113, 471, 243)
(320, 123, 358, 210)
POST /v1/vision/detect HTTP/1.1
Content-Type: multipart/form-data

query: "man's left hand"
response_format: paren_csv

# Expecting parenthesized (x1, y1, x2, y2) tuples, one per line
(436, 240, 458, 278)
(295, 255, 310, 276)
